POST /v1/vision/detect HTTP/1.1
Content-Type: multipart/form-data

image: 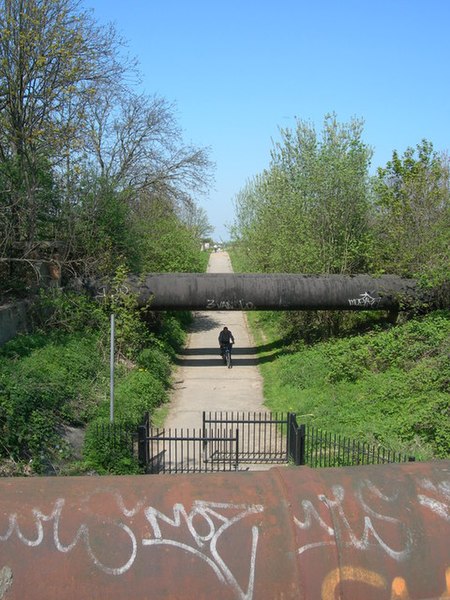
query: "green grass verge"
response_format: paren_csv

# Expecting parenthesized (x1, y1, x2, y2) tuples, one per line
(248, 310, 450, 461)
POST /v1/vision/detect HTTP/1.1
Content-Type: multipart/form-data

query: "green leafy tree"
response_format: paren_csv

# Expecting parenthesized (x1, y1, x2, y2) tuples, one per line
(133, 197, 206, 273)
(372, 140, 450, 285)
(233, 114, 373, 339)
(0, 0, 127, 253)
(234, 114, 373, 275)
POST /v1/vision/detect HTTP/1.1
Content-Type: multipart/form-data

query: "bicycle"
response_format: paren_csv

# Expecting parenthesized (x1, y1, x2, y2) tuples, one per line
(220, 343, 233, 368)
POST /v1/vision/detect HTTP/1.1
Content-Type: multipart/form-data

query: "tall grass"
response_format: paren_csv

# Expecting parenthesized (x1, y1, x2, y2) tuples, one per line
(248, 309, 449, 461)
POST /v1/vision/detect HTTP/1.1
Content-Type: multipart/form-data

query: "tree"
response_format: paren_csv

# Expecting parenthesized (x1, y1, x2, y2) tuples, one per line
(232, 114, 374, 340)
(233, 114, 373, 275)
(131, 195, 207, 273)
(372, 140, 450, 284)
(83, 90, 213, 207)
(0, 0, 214, 290)
(178, 202, 213, 240)
(0, 0, 128, 251)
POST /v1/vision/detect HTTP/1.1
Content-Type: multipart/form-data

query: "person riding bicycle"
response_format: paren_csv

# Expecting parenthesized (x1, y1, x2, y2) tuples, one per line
(218, 326, 235, 360)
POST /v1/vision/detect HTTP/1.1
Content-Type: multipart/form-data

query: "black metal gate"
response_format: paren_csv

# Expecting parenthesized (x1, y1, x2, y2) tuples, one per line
(203, 411, 292, 464)
(138, 411, 298, 474)
(138, 425, 240, 474)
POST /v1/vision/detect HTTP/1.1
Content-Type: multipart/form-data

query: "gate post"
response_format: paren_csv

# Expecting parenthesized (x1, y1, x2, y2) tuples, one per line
(202, 412, 208, 463)
(287, 414, 305, 466)
(298, 424, 306, 466)
(138, 424, 149, 468)
(287, 413, 297, 463)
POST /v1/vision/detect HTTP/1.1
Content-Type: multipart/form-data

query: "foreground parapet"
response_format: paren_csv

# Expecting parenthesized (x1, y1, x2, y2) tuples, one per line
(0, 460, 449, 599)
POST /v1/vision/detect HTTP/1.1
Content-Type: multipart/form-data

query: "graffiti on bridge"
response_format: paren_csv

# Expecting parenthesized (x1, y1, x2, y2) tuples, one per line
(348, 292, 381, 307)
(0, 471, 449, 599)
(206, 298, 255, 310)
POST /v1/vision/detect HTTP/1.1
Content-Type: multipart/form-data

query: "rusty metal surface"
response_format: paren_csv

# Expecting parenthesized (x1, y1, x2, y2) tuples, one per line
(0, 460, 449, 599)
(90, 273, 423, 311)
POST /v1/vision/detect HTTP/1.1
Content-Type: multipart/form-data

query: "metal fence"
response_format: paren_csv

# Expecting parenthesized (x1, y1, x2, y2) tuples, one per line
(94, 421, 136, 456)
(302, 424, 415, 467)
(138, 426, 239, 474)
(135, 411, 414, 474)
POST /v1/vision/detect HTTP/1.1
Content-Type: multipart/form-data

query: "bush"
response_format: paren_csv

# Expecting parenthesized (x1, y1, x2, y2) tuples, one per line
(137, 347, 172, 387)
(0, 333, 106, 464)
(114, 370, 167, 423)
(259, 310, 450, 460)
(34, 290, 108, 333)
(84, 368, 168, 474)
(83, 417, 141, 474)
(158, 313, 188, 357)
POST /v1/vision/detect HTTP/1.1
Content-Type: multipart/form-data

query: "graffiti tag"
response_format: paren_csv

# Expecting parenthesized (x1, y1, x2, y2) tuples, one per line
(348, 292, 381, 307)
(206, 298, 254, 310)
(0, 494, 263, 600)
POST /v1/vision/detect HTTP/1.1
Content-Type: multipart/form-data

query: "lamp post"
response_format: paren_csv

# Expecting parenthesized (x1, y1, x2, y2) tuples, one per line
(110, 313, 115, 423)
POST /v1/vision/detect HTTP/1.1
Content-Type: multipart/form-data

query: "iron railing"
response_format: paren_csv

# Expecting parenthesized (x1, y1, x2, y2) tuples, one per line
(138, 422, 240, 474)
(303, 425, 415, 467)
(136, 411, 415, 474)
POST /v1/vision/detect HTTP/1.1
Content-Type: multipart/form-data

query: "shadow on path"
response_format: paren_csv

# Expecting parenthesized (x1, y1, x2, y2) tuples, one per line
(175, 339, 286, 367)
(187, 314, 221, 332)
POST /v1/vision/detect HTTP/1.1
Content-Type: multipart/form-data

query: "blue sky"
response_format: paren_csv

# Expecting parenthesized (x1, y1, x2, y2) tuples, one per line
(86, 0, 450, 241)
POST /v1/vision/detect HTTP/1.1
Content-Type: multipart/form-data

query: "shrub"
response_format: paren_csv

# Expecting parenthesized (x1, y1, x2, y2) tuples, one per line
(83, 417, 141, 474)
(34, 290, 108, 333)
(0, 333, 106, 465)
(158, 313, 187, 357)
(114, 370, 167, 423)
(137, 347, 172, 387)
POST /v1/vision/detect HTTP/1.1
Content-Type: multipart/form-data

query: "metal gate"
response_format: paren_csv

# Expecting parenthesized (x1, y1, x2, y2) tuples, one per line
(137, 411, 413, 474)
(138, 411, 296, 474)
(202, 411, 291, 464)
(138, 425, 240, 474)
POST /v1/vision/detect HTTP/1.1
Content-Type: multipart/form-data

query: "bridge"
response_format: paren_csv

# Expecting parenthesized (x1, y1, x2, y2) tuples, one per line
(0, 460, 449, 599)
(91, 272, 432, 311)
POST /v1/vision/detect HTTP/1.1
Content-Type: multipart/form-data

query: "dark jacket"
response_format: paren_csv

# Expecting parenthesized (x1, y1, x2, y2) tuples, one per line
(219, 329, 235, 345)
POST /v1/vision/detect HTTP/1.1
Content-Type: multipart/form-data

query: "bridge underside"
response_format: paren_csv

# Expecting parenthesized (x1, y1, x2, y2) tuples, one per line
(91, 273, 426, 311)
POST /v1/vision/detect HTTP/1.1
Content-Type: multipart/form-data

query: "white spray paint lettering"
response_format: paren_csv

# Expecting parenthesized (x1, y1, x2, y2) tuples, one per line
(0, 495, 263, 600)
(417, 478, 450, 521)
(206, 298, 254, 310)
(143, 500, 263, 600)
(348, 292, 381, 307)
(295, 479, 414, 560)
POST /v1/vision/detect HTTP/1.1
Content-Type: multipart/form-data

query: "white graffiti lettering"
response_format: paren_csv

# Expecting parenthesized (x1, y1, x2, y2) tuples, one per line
(0, 496, 263, 600)
(295, 480, 414, 561)
(348, 292, 381, 307)
(206, 298, 254, 310)
(143, 500, 263, 600)
(0, 498, 137, 575)
(417, 478, 450, 521)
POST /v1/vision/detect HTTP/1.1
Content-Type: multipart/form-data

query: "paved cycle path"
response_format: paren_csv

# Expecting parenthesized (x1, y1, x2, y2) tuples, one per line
(164, 251, 265, 432)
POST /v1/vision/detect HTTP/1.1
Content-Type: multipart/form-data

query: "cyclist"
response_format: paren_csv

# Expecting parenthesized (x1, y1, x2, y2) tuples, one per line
(218, 326, 235, 366)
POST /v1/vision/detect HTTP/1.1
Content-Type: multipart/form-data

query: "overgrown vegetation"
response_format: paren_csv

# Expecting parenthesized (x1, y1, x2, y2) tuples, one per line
(0, 0, 215, 476)
(229, 114, 449, 461)
(231, 116, 449, 338)
(243, 309, 450, 461)
(0, 1, 448, 474)
(0, 282, 199, 475)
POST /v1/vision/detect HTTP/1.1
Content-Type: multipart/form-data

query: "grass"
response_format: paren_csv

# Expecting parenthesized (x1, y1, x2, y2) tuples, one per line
(248, 310, 450, 461)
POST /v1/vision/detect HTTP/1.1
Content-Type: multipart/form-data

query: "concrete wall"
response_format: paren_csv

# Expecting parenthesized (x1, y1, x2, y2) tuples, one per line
(0, 301, 31, 346)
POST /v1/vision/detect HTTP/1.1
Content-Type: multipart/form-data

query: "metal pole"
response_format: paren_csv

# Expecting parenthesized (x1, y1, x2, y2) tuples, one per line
(110, 313, 115, 423)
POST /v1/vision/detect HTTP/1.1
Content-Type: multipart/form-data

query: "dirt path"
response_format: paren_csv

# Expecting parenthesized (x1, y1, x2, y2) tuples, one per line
(164, 251, 265, 431)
